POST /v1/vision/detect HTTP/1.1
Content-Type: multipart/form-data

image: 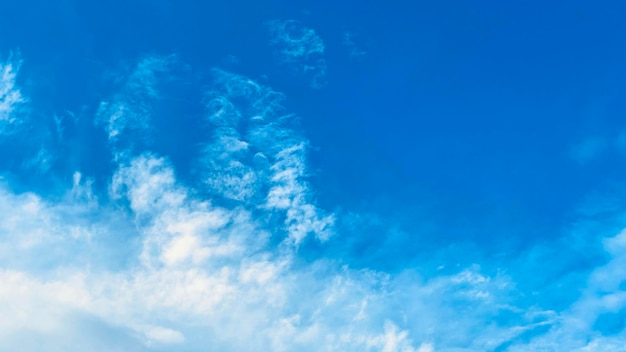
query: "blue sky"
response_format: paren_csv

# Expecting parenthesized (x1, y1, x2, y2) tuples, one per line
(1, 0, 626, 351)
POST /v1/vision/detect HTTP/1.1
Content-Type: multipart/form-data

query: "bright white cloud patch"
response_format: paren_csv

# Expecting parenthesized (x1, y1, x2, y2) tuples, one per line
(3, 53, 626, 351)
(268, 19, 327, 89)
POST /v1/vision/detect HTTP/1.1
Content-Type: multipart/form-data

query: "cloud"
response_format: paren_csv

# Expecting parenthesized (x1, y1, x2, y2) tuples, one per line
(202, 69, 334, 245)
(0, 151, 419, 350)
(570, 136, 610, 165)
(96, 55, 179, 157)
(0, 56, 26, 133)
(0, 56, 428, 350)
(502, 229, 626, 351)
(570, 131, 626, 165)
(268, 20, 327, 89)
(0, 157, 544, 351)
(0, 60, 87, 176)
(343, 31, 367, 58)
(5, 53, 626, 351)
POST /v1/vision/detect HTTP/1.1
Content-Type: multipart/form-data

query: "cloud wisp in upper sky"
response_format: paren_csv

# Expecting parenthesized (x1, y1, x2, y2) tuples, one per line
(343, 31, 367, 58)
(202, 69, 335, 244)
(96, 55, 181, 157)
(268, 19, 328, 89)
(2, 44, 626, 351)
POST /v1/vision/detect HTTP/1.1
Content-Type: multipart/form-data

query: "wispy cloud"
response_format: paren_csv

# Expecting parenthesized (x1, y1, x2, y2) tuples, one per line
(202, 69, 334, 245)
(570, 131, 626, 165)
(268, 20, 327, 89)
(343, 31, 367, 58)
(570, 136, 610, 165)
(0, 56, 62, 177)
(96, 55, 179, 156)
(0, 56, 25, 133)
(505, 228, 626, 351)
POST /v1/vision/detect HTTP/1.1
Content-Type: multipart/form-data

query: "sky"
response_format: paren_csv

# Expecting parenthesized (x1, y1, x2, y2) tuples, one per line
(1, 0, 626, 351)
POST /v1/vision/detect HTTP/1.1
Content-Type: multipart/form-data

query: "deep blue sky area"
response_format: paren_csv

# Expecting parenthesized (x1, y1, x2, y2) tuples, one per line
(2, 1, 626, 350)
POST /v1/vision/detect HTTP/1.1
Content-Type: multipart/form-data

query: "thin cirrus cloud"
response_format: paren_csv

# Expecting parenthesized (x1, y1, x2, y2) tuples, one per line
(2, 53, 626, 351)
(202, 68, 334, 244)
(343, 31, 367, 58)
(0, 57, 25, 133)
(268, 19, 328, 89)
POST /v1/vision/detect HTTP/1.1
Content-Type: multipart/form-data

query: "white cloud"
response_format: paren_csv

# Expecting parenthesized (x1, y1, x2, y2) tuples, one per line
(202, 70, 335, 245)
(367, 321, 420, 352)
(96, 55, 178, 155)
(498, 225, 626, 351)
(417, 343, 434, 352)
(0, 56, 71, 174)
(7, 53, 626, 351)
(0, 55, 520, 351)
(0, 57, 433, 350)
(143, 325, 185, 345)
(0, 164, 574, 351)
(269, 20, 324, 62)
(268, 19, 327, 89)
(0, 177, 106, 270)
(267, 143, 335, 244)
(0, 57, 25, 132)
